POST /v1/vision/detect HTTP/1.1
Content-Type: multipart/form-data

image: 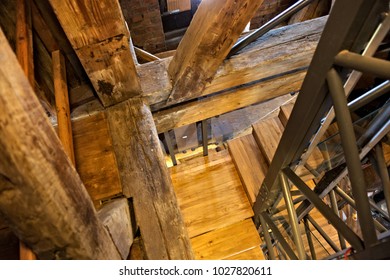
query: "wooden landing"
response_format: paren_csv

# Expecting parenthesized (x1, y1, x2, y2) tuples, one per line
(170, 149, 263, 260)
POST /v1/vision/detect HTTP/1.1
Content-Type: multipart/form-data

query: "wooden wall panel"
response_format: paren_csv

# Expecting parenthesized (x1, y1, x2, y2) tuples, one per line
(167, 0, 191, 12)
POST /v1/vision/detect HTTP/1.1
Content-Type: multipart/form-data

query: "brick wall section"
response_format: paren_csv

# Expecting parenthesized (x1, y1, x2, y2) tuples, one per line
(120, 0, 166, 53)
(250, 0, 296, 29)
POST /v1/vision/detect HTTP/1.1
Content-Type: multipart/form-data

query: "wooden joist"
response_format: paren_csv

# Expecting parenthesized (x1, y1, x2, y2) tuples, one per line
(288, 0, 330, 24)
(0, 29, 120, 259)
(106, 98, 194, 260)
(48, 0, 141, 107)
(166, 0, 265, 105)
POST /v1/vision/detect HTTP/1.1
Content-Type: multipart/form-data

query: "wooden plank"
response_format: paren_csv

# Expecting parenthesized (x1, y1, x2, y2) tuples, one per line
(48, 0, 141, 107)
(97, 198, 133, 260)
(190, 219, 261, 260)
(224, 247, 264, 260)
(171, 150, 253, 238)
(72, 112, 122, 202)
(278, 101, 295, 127)
(252, 117, 285, 164)
(106, 98, 194, 260)
(166, 0, 265, 105)
(154, 70, 306, 133)
(0, 29, 120, 259)
(167, 0, 191, 12)
(53, 50, 75, 164)
(289, 0, 330, 24)
(228, 134, 268, 205)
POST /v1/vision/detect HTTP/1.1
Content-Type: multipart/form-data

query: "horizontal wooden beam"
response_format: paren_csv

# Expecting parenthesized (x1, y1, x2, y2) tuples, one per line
(0, 29, 120, 260)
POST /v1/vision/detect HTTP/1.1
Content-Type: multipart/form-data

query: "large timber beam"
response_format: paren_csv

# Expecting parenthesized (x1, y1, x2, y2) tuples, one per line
(0, 29, 120, 260)
(48, 0, 141, 107)
(106, 98, 194, 260)
(166, 0, 265, 105)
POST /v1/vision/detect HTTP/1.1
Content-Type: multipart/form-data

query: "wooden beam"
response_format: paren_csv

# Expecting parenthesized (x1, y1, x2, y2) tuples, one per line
(153, 70, 306, 133)
(106, 98, 194, 260)
(288, 0, 330, 24)
(53, 50, 75, 164)
(134, 47, 160, 62)
(0, 29, 120, 260)
(48, 0, 142, 107)
(166, 0, 265, 105)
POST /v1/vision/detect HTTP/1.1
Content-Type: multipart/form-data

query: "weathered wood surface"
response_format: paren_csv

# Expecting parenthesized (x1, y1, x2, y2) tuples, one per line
(288, 0, 330, 24)
(190, 219, 262, 260)
(53, 50, 75, 164)
(153, 70, 306, 133)
(138, 17, 326, 110)
(228, 134, 268, 205)
(72, 112, 122, 203)
(170, 150, 254, 238)
(107, 98, 193, 260)
(166, 0, 265, 105)
(49, 0, 141, 107)
(0, 30, 120, 259)
(97, 198, 133, 259)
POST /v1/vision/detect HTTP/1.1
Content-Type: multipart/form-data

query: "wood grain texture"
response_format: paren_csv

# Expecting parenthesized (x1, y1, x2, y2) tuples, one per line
(154, 71, 306, 133)
(289, 0, 330, 24)
(228, 134, 268, 205)
(97, 198, 133, 259)
(190, 219, 261, 260)
(278, 101, 295, 127)
(72, 112, 122, 202)
(107, 98, 193, 260)
(53, 50, 75, 164)
(0, 30, 120, 259)
(167, 0, 265, 105)
(170, 150, 254, 238)
(252, 117, 285, 164)
(224, 247, 264, 260)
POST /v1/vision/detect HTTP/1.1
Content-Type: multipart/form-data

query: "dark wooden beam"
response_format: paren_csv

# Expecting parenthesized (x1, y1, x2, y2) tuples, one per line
(106, 98, 194, 260)
(0, 29, 120, 260)
(166, 0, 265, 105)
(48, 0, 142, 107)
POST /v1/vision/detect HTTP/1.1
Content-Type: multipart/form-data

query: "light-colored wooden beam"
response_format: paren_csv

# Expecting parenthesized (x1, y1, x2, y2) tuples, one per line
(134, 46, 160, 62)
(53, 50, 75, 164)
(166, 0, 265, 105)
(0, 29, 120, 259)
(106, 98, 194, 260)
(48, 0, 141, 107)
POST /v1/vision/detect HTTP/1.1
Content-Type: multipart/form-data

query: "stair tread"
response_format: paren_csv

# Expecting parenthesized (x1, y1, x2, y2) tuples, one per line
(190, 219, 262, 260)
(278, 101, 295, 127)
(252, 117, 285, 164)
(224, 247, 264, 260)
(228, 134, 268, 205)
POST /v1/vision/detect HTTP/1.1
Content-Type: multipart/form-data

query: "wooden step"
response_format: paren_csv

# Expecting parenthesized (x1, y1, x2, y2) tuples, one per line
(278, 101, 295, 127)
(190, 219, 263, 260)
(228, 134, 268, 205)
(252, 117, 285, 164)
(170, 150, 253, 238)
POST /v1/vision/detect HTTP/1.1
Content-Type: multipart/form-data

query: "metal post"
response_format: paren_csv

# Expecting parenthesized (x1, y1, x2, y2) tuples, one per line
(283, 167, 364, 251)
(260, 212, 298, 260)
(375, 143, 390, 214)
(329, 190, 347, 249)
(163, 131, 177, 166)
(259, 215, 277, 260)
(303, 216, 316, 260)
(306, 214, 340, 253)
(348, 81, 390, 112)
(280, 173, 306, 259)
(334, 51, 390, 80)
(228, 0, 315, 57)
(275, 242, 287, 260)
(327, 68, 377, 247)
(201, 119, 208, 156)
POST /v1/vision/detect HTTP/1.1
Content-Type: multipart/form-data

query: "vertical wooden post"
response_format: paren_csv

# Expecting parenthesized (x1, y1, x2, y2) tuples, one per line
(52, 50, 75, 164)
(16, 0, 36, 260)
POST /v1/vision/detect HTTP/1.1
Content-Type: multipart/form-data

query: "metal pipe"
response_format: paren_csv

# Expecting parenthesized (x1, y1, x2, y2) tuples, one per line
(327, 68, 377, 247)
(306, 214, 340, 253)
(329, 190, 347, 249)
(259, 214, 277, 260)
(369, 199, 390, 220)
(334, 51, 390, 80)
(283, 167, 364, 251)
(334, 186, 387, 233)
(280, 173, 306, 259)
(227, 0, 315, 57)
(303, 216, 316, 260)
(275, 242, 287, 260)
(348, 80, 390, 112)
(375, 143, 390, 214)
(201, 119, 208, 156)
(163, 131, 177, 166)
(260, 212, 298, 260)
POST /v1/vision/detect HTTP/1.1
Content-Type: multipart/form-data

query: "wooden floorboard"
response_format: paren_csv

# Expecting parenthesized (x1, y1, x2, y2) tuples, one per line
(224, 247, 264, 260)
(190, 219, 262, 260)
